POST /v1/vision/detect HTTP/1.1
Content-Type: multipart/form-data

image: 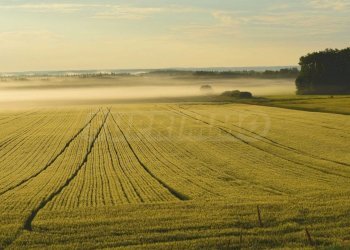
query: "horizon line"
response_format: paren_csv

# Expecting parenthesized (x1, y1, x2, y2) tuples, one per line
(1, 65, 299, 75)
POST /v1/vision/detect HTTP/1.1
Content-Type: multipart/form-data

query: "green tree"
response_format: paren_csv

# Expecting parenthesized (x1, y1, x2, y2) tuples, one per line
(296, 48, 350, 94)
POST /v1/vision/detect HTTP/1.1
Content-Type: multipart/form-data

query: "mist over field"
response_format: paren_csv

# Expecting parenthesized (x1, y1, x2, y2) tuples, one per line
(0, 76, 294, 107)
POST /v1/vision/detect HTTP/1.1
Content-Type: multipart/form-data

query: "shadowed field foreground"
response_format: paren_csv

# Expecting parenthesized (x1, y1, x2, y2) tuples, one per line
(0, 104, 349, 249)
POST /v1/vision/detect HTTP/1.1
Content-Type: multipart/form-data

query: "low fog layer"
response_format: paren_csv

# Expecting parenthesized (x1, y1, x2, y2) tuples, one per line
(0, 76, 295, 106)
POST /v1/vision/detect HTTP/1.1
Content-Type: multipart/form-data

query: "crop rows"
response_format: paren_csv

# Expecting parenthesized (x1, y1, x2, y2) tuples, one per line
(10, 196, 350, 249)
(166, 105, 350, 191)
(0, 104, 349, 249)
(174, 106, 350, 168)
(0, 108, 107, 247)
(0, 109, 99, 195)
(46, 112, 179, 209)
(110, 106, 349, 198)
(182, 104, 350, 163)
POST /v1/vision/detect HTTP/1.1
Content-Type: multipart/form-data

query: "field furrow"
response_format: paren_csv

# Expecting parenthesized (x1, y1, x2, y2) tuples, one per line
(0, 109, 108, 248)
(179, 106, 350, 168)
(0, 103, 349, 249)
(0, 109, 100, 193)
(169, 106, 350, 185)
(45, 112, 181, 210)
(114, 107, 348, 199)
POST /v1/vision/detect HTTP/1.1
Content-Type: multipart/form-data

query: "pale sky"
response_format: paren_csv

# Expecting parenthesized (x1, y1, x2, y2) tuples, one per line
(1, 0, 349, 72)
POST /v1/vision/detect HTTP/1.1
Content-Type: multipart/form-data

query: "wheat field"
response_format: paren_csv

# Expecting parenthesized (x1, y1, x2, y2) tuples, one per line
(0, 103, 349, 249)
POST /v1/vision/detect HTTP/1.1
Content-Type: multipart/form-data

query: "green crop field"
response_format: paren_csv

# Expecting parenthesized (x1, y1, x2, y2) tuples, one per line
(0, 103, 349, 249)
(245, 95, 350, 115)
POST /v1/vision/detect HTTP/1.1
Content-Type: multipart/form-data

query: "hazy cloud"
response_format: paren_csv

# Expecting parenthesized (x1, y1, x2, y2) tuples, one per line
(0, 3, 203, 19)
(0, 3, 100, 13)
(309, 0, 350, 11)
(93, 6, 164, 20)
(212, 11, 240, 26)
(92, 5, 205, 20)
(0, 30, 62, 42)
(169, 11, 241, 40)
(1, 1, 349, 71)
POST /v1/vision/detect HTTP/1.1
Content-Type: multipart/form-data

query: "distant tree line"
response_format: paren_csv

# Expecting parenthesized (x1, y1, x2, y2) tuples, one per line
(296, 48, 350, 95)
(193, 68, 299, 79)
(147, 68, 299, 78)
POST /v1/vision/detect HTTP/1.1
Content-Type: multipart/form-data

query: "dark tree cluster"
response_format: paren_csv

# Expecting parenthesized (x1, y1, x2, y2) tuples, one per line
(200, 84, 213, 91)
(296, 48, 350, 95)
(221, 90, 253, 99)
